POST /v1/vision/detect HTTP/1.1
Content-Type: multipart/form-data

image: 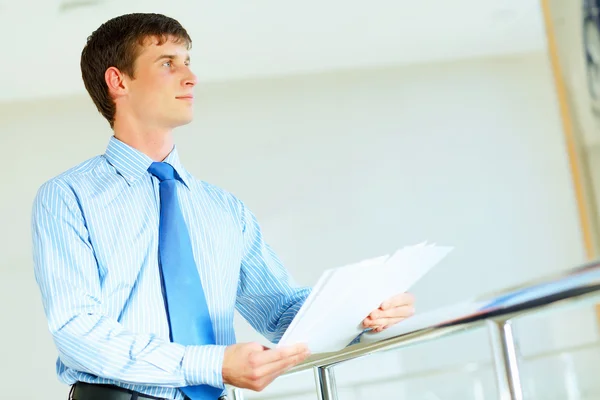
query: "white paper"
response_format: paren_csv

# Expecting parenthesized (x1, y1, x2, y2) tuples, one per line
(278, 255, 389, 347)
(277, 243, 453, 354)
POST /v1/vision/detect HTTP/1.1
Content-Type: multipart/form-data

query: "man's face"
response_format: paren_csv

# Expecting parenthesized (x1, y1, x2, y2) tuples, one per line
(124, 36, 197, 129)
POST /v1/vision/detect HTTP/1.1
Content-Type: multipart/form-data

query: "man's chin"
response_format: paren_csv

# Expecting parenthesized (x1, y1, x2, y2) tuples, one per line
(171, 115, 194, 128)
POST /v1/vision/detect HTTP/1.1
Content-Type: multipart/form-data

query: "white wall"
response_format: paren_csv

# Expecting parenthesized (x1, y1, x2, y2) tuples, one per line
(0, 51, 593, 399)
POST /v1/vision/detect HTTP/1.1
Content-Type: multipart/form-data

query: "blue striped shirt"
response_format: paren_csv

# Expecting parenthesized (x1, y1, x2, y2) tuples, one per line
(31, 136, 311, 399)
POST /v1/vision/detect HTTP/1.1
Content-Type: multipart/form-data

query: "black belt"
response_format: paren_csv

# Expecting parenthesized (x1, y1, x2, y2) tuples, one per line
(70, 382, 228, 400)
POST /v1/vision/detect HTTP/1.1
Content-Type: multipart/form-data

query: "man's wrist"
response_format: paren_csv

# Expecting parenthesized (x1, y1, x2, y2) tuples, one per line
(182, 345, 228, 388)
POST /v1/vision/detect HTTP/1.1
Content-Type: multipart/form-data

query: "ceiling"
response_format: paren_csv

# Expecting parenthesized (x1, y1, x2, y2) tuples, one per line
(0, 0, 546, 103)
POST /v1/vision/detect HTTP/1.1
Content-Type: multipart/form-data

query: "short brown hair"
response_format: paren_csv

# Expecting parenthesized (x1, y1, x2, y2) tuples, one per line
(80, 13, 192, 128)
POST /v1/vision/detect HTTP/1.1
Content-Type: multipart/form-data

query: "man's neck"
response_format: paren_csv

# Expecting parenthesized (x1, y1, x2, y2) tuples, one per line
(113, 121, 175, 162)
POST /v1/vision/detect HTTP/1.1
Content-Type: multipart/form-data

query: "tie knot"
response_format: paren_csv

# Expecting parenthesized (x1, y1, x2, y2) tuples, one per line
(148, 162, 176, 182)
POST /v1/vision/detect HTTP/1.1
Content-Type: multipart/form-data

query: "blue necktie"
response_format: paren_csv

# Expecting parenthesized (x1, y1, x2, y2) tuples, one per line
(148, 162, 222, 400)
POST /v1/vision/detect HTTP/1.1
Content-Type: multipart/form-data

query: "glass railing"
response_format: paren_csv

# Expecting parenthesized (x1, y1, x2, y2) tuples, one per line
(227, 259, 600, 400)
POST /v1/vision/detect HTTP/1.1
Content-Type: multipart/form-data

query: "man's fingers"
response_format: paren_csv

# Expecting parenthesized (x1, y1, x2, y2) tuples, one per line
(254, 346, 311, 378)
(366, 316, 403, 327)
(363, 313, 412, 329)
(365, 317, 404, 332)
(364, 306, 415, 326)
(380, 292, 415, 310)
(373, 305, 415, 319)
(362, 292, 416, 330)
(248, 343, 308, 368)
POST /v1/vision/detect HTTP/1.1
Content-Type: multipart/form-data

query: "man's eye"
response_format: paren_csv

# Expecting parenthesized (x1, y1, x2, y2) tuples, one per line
(163, 61, 172, 67)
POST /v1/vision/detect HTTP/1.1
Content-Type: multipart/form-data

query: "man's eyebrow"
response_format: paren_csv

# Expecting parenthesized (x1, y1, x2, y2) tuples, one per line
(154, 54, 191, 63)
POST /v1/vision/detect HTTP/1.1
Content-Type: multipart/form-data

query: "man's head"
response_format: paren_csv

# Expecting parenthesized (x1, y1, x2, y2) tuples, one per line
(81, 13, 197, 130)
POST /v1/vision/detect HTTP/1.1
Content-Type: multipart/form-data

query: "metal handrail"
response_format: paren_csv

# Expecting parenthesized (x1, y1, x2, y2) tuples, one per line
(230, 259, 600, 400)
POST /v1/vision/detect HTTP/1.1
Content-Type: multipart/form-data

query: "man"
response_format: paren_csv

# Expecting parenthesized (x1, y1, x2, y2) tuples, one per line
(31, 13, 415, 400)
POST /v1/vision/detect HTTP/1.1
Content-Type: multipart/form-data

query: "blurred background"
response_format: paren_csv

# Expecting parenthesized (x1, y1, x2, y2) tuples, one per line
(2, 0, 600, 399)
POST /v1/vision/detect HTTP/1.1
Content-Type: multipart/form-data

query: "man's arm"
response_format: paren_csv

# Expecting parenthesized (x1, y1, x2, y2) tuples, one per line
(231, 198, 416, 348)
(234, 200, 311, 344)
(31, 180, 225, 388)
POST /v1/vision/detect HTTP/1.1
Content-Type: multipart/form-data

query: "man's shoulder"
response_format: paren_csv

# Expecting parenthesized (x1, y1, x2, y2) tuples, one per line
(34, 155, 105, 206)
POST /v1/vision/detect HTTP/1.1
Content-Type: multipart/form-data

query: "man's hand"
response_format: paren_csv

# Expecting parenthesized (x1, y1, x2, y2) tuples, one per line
(222, 342, 310, 392)
(362, 292, 415, 333)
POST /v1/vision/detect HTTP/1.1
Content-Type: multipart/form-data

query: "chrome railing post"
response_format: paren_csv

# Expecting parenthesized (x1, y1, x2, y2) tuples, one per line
(487, 319, 524, 400)
(314, 366, 339, 400)
(229, 387, 244, 400)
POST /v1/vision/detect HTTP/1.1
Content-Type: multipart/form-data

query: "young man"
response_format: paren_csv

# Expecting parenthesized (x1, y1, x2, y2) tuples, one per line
(31, 13, 416, 400)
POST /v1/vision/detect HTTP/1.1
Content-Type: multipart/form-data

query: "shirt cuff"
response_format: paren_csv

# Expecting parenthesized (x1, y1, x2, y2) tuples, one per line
(182, 345, 227, 389)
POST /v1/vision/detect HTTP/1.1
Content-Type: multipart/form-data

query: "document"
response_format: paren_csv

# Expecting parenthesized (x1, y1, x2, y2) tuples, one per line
(277, 242, 453, 354)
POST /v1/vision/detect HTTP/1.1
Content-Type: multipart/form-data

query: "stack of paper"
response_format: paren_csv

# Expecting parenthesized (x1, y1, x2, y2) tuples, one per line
(277, 242, 453, 354)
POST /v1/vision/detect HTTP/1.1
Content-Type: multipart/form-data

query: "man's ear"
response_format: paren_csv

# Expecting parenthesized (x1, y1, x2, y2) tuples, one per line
(105, 67, 127, 98)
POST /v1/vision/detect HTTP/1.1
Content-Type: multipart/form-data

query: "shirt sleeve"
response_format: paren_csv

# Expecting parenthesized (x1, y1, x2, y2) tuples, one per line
(234, 201, 311, 344)
(31, 180, 226, 389)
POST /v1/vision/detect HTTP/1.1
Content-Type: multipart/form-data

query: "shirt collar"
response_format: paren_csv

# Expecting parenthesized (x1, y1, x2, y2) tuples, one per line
(162, 144, 193, 189)
(104, 136, 192, 189)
